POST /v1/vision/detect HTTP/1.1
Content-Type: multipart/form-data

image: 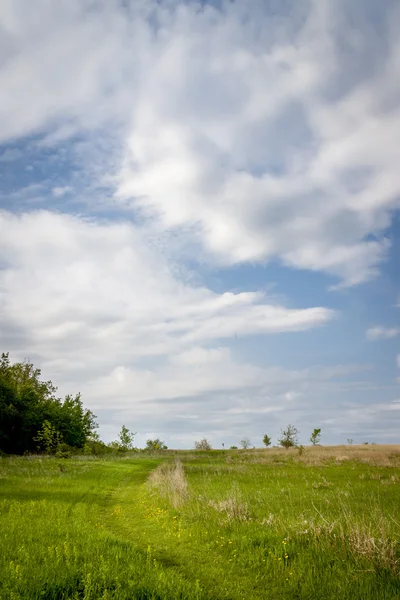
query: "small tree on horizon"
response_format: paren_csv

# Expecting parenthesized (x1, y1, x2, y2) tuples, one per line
(118, 425, 136, 451)
(240, 437, 251, 449)
(194, 438, 212, 450)
(309, 428, 321, 445)
(263, 434, 272, 447)
(278, 424, 299, 449)
(146, 438, 167, 450)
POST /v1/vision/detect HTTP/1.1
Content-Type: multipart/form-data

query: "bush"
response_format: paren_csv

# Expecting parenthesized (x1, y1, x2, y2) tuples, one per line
(278, 424, 299, 449)
(194, 438, 212, 450)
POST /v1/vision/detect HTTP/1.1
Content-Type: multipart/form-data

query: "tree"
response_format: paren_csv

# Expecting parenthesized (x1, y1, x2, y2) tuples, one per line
(347, 438, 354, 445)
(278, 424, 299, 449)
(118, 425, 136, 451)
(0, 353, 97, 455)
(309, 428, 321, 445)
(194, 438, 212, 450)
(56, 393, 97, 448)
(146, 438, 167, 450)
(240, 437, 251, 449)
(34, 420, 62, 454)
(263, 434, 272, 447)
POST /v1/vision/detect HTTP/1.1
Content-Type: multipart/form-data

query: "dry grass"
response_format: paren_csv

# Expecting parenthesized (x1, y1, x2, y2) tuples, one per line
(209, 484, 251, 523)
(147, 459, 189, 509)
(231, 444, 400, 466)
(343, 521, 399, 574)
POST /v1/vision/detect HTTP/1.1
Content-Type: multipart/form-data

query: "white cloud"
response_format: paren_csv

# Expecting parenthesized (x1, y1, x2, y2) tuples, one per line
(52, 186, 72, 198)
(366, 326, 400, 340)
(115, 0, 400, 286)
(0, 209, 333, 375)
(0, 208, 343, 444)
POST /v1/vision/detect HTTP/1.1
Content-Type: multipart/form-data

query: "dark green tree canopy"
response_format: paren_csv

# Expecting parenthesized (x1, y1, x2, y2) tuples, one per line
(0, 353, 97, 455)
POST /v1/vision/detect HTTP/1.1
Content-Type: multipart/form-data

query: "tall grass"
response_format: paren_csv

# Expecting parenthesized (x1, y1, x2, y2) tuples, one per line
(1, 447, 399, 599)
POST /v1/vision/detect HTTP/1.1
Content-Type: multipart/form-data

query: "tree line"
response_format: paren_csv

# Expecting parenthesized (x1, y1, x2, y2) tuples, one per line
(0, 353, 167, 456)
(1, 353, 323, 456)
(195, 427, 322, 451)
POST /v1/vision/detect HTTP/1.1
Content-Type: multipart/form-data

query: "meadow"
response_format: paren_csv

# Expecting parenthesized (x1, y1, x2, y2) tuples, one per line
(0, 445, 399, 600)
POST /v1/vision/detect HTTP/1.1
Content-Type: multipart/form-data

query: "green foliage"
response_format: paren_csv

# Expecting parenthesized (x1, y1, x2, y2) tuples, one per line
(194, 438, 212, 450)
(230, 446, 238, 450)
(262, 434, 272, 447)
(0, 352, 98, 455)
(278, 424, 299, 449)
(83, 432, 112, 455)
(146, 438, 168, 450)
(34, 420, 62, 454)
(309, 428, 321, 445)
(118, 425, 136, 451)
(297, 444, 305, 456)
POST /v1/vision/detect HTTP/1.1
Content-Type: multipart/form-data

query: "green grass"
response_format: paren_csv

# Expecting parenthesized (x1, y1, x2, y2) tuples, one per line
(1, 447, 400, 599)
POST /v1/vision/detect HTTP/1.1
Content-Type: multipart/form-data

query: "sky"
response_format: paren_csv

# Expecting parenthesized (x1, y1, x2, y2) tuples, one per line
(0, 0, 399, 448)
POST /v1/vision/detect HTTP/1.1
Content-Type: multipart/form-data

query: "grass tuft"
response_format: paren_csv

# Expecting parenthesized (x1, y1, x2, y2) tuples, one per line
(147, 459, 189, 509)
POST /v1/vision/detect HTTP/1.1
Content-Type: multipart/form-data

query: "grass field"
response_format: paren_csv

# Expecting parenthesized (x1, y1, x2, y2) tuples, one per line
(1, 446, 400, 599)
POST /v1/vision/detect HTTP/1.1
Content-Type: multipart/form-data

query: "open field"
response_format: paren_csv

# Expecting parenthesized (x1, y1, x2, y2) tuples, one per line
(1, 446, 400, 599)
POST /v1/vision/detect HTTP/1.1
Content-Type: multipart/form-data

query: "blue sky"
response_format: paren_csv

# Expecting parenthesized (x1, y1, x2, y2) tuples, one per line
(0, 0, 399, 448)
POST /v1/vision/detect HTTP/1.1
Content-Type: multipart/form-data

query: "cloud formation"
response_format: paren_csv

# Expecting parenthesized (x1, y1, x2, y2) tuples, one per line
(0, 0, 399, 286)
(0, 209, 333, 367)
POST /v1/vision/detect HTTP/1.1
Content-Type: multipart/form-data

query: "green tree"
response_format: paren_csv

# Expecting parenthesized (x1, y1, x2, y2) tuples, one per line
(34, 420, 62, 454)
(278, 424, 299, 449)
(263, 434, 272, 447)
(118, 425, 136, 451)
(309, 428, 321, 445)
(146, 438, 167, 450)
(0, 353, 97, 455)
(56, 393, 97, 448)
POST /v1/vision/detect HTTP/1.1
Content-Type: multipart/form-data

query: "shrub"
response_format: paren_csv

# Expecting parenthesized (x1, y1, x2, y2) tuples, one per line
(278, 424, 299, 449)
(194, 438, 212, 450)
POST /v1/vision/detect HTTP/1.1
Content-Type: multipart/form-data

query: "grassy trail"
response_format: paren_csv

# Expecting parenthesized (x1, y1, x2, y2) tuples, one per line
(101, 461, 259, 600)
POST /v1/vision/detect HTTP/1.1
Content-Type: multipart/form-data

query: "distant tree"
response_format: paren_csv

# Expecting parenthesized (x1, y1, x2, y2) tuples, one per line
(263, 434, 272, 447)
(194, 438, 212, 450)
(278, 424, 299, 449)
(347, 438, 354, 445)
(240, 437, 251, 449)
(309, 428, 321, 445)
(146, 438, 167, 450)
(230, 445, 238, 450)
(118, 425, 136, 451)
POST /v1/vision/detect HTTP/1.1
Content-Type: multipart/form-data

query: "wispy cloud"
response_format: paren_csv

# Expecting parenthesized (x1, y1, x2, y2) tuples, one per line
(0, 209, 333, 367)
(366, 327, 400, 340)
(51, 186, 72, 198)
